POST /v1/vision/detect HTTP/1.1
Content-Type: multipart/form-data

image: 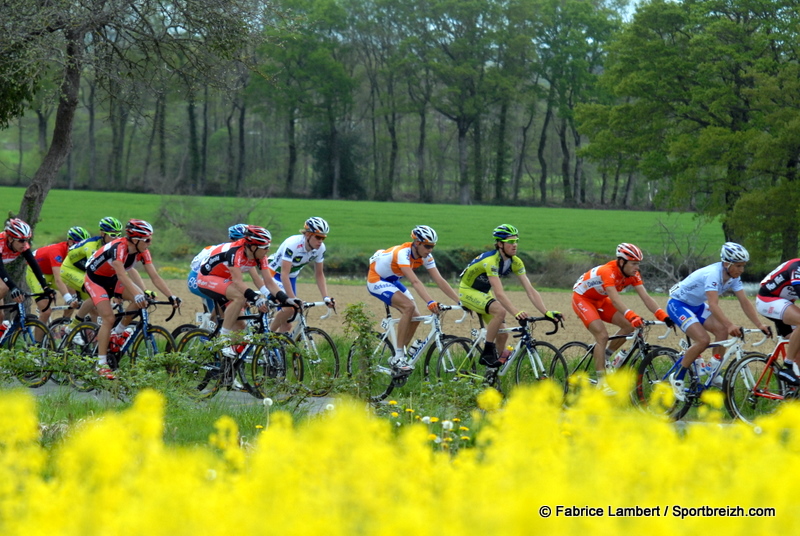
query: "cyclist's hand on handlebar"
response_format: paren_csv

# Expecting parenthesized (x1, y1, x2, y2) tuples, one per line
(324, 296, 335, 309)
(624, 309, 643, 328)
(727, 324, 742, 337)
(168, 295, 182, 308)
(545, 311, 562, 321)
(144, 290, 158, 299)
(514, 310, 529, 321)
(663, 316, 675, 329)
(8, 287, 24, 303)
(134, 293, 148, 307)
(427, 300, 439, 314)
(255, 297, 269, 312)
(760, 325, 773, 338)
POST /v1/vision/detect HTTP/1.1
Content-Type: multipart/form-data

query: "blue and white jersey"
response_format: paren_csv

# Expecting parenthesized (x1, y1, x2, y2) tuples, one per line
(267, 234, 325, 279)
(669, 262, 743, 306)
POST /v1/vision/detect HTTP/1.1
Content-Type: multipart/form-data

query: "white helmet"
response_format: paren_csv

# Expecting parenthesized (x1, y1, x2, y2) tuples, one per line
(720, 242, 749, 263)
(411, 225, 438, 245)
(303, 217, 329, 236)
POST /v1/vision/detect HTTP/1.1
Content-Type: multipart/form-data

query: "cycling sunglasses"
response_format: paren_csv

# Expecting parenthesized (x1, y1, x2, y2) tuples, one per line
(499, 238, 519, 244)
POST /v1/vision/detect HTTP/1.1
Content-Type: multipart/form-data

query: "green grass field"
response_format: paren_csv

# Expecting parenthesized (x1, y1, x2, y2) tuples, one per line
(1, 186, 722, 256)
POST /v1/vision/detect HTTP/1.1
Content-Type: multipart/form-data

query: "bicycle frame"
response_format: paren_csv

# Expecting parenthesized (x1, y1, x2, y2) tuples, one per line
(730, 337, 789, 402)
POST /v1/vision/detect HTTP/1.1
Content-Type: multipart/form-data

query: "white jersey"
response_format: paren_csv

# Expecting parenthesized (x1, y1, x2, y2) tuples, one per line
(267, 234, 325, 279)
(669, 262, 743, 306)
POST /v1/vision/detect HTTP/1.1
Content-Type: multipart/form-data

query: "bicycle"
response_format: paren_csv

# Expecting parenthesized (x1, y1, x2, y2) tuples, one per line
(346, 304, 467, 402)
(287, 301, 340, 396)
(723, 335, 798, 424)
(0, 292, 55, 387)
(558, 321, 673, 402)
(635, 328, 768, 420)
(60, 298, 177, 391)
(431, 315, 567, 396)
(174, 305, 302, 400)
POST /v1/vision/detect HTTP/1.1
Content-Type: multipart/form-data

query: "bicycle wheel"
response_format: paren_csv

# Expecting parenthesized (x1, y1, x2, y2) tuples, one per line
(130, 325, 176, 363)
(63, 322, 100, 392)
(173, 328, 221, 399)
(48, 318, 74, 384)
(635, 347, 688, 418)
(724, 353, 786, 424)
(171, 323, 200, 343)
(296, 327, 340, 396)
(249, 333, 303, 400)
(433, 337, 478, 383)
(346, 331, 394, 401)
(422, 334, 461, 379)
(558, 341, 594, 401)
(511, 341, 567, 393)
(8, 318, 54, 387)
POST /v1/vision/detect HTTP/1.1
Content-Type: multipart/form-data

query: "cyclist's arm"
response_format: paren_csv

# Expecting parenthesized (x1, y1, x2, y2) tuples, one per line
(314, 261, 330, 300)
(281, 259, 297, 299)
(706, 289, 739, 336)
(112, 259, 144, 301)
(517, 273, 548, 315)
(399, 264, 435, 305)
(734, 288, 769, 332)
(426, 266, 460, 304)
(22, 249, 48, 289)
(488, 275, 520, 316)
(633, 284, 662, 315)
(50, 265, 72, 299)
(604, 285, 632, 317)
(140, 262, 177, 300)
(255, 267, 282, 297)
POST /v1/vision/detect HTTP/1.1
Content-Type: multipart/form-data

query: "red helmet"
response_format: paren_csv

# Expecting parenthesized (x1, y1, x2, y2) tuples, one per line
(126, 219, 154, 239)
(616, 243, 643, 261)
(245, 225, 272, 246)
(4, 218, 32, 240)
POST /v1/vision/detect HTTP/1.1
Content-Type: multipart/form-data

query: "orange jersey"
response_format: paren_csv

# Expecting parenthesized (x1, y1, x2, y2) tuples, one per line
(572, 259, 643, 300)
(367, 242, 435, 283)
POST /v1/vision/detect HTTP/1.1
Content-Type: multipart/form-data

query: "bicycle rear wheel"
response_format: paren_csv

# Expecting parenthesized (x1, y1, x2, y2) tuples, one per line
(433, 337, 478, 384)
(558, 341, 594, 402)
(635, 347, 689, 418)
(346, 331, 394, 402)
(724, 353, 787, 424)
(8, 318, 54, 387)
(511, 341, 567, 393)
(173, 328, 221, 399)
(249, 333, 303, 400)
(130, 325, 176, 362)
(63, 322, 100, 392)
(296, 327, 339, 396)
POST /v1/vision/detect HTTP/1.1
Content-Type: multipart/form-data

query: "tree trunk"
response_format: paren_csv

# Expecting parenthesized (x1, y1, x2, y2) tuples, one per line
(35, 108, 48, 156)
(472, 118, 483, 203)
(330, 120, 340, 200)
(200, 84, 209, 193)
(286, 109, 297, 195)
(18, 29, 84, 229)
(383, 111, 398, 201)
(513, 107, 535, 203)
(537, 104, 553, 204)
(87, 80, 97, 189)
(457, 119, 471, 205)
(16, 117, 23, 186)
(187, 95, 200, 193)
(558, 117, 573, 205)
(237, 101, 246, 194)
(226, 106, 235, 193)
(494, 99, 508, 201)
(416, 107, 430, 203)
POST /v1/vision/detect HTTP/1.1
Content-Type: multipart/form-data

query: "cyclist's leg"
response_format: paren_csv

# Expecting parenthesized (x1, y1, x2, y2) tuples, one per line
(85, 277, 116, 373)
(573, 294, 613, 375)
(758, 297, 800, 378)
(268, 275, 294, 333)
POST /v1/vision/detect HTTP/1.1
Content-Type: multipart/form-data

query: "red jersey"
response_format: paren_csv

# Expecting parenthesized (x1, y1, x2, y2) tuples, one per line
(85, 237, 152, 281)
(32, 241, 69, 275)
(198, 239, 266, 278)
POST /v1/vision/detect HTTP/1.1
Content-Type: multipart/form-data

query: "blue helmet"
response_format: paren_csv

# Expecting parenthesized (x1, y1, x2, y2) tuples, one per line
(67, 226, 90, 243)
(229, 223, 248, 240)
(99, 216, 123, 235)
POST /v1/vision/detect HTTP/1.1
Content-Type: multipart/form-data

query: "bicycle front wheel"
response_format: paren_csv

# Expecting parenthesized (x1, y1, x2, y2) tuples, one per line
(173, 328, 221, 400)
(513, 341, 567, 393)
(249, 333, 303, 400)
(346, 332, 394, 402)
(434, 337, 478, 383)
(130, 325, 176, 363)
(63, 322, 100, 392)
(724, 353, 785, 424)
(296, 327, 340, 396)
(635, 347, 687, 418)
(8, 318, 54, 387)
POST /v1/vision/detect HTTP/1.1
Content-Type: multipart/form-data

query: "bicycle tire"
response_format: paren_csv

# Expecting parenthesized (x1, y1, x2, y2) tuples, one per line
(433, 337, 478, 384)
(346, 331, 395, 402)
(510, 341, 567, 393)
(422, 333, 461, 379)
(296, 326, 340, 396)
(8, 318, 54, 387)
(558, 341, 594, 401)
(173, 328, 221, 399)
(63, 322, 101, 392)
(130, 325, 176, 363)
(249, 333, 303, 400)
(171, 323, 200, 342)
(723, 352, 786, 424)
(635, 347, 688, 418)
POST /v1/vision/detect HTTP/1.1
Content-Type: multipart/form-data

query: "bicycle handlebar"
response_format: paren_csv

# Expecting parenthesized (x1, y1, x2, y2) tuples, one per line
(518, 315, 562, 336)
(438, 304, 469, 324)
(302, 301, 335, 320)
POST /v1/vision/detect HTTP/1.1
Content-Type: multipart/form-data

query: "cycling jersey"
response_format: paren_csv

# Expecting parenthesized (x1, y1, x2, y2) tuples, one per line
(199, 240, 266, 278)
(669, 262, 743, 306)
(459, 250, 525, 293)
(758, 259, 800, 300)
(62, 236, 104, 273)
(0, 231, 46, 290)
(85, 237, 152, 289)
(267, 234, 325, 279)
(31, 241, 69, 275)
(367, 242, 434, 283)
(573, 260, 643, 299)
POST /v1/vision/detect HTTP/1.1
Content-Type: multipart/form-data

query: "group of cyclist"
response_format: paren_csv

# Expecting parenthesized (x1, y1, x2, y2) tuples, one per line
(5, 210, 800, 399)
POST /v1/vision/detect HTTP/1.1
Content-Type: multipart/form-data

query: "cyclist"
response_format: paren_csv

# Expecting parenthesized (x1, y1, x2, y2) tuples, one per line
(61, 216, 125, 330)
(267, 217, 334, 332)
(196, 225, 294, 360)
(25, 225, 90, 326)
(756, 259, 800, 385)
(1, 218, 53, 314)
(84, 219, 181, 379)
(187, 223, 248, 319)
(367, 225, 461, 372)
(666, 242, 770, 401)
(459, 224, 562, 367)
(572, 243, 673, 387)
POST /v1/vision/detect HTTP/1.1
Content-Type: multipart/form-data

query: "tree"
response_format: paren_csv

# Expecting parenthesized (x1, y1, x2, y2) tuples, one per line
(0, 0, 285, 227)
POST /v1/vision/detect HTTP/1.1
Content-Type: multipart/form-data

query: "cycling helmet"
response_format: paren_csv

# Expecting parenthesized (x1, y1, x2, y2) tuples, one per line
(411, 225, 438, 245)
(67, 226, 90, 243)
(721, 242, 750, 263)
(126, 219, 154, 239)
(303, 217, 329, 236)
(99, 216, 124, 235)
(4, 218, 32, 240)
(493, 224, 519, 241)
(616, 243, 644, 262)
(244, 225, 272, 246)
(228, 223, 248, 240)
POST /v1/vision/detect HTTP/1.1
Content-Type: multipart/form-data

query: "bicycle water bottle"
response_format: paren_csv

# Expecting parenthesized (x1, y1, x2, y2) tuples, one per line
(697, 358, 710, 378)
(0, 320, 9, 340)
(408, 339, 424, 357)
(708, 354, 723, 377)
(611, 349, 628, 368)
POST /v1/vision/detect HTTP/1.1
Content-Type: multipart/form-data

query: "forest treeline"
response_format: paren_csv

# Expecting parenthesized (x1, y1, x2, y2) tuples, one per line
(2, 0, 800, 263)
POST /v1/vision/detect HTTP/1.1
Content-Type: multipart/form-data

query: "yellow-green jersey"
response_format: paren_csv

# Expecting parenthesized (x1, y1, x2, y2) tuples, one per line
(459, 250, 526, 293)
(60, 236, 104, 294)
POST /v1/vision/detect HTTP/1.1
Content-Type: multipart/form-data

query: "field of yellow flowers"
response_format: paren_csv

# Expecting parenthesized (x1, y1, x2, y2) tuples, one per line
(1, 378, 797, 534)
